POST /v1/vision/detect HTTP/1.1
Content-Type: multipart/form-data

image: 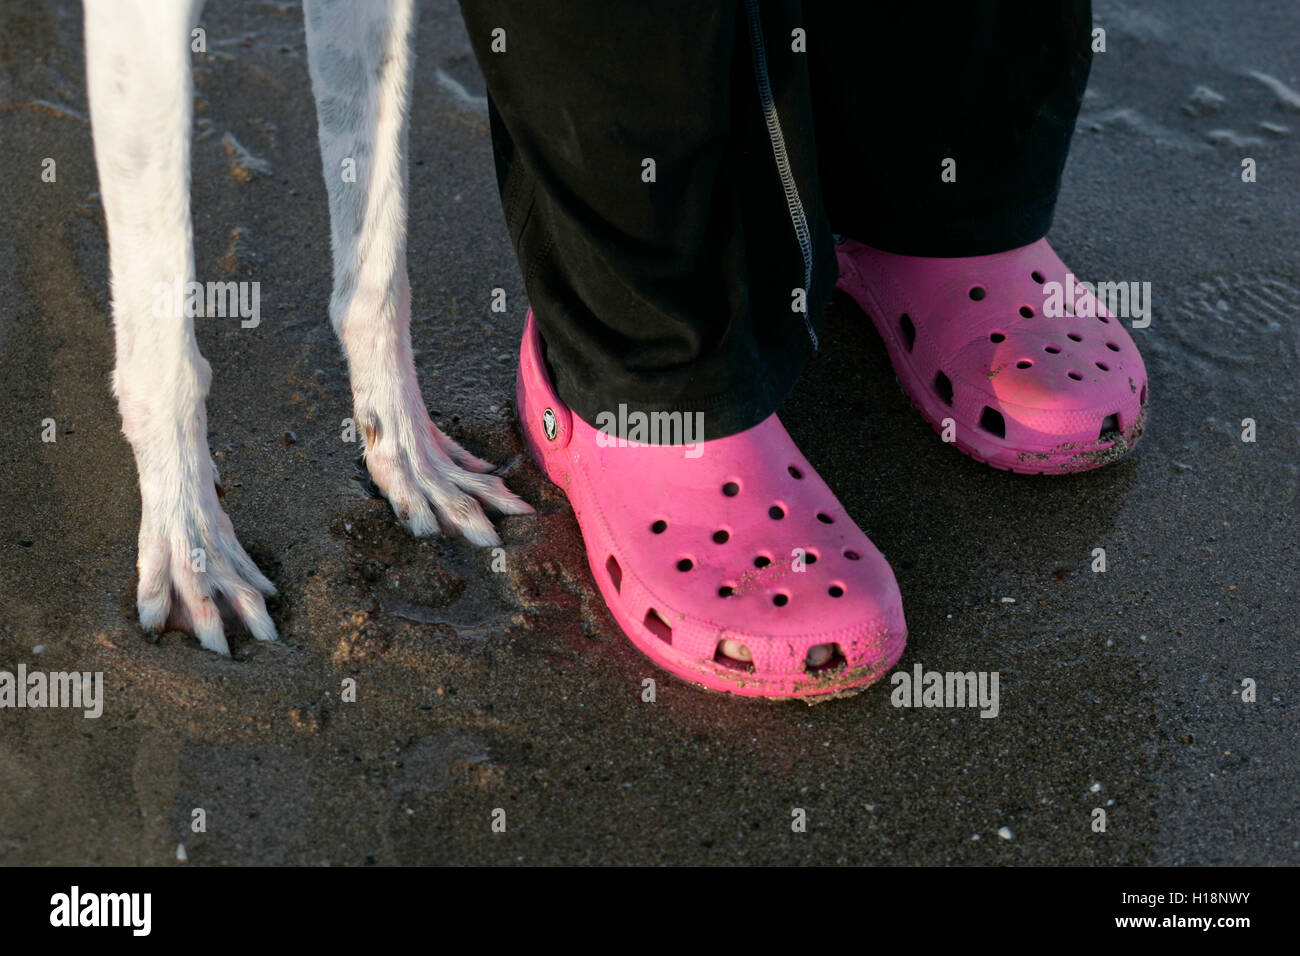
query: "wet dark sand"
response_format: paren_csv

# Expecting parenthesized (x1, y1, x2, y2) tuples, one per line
(0, 0, 1295, 865)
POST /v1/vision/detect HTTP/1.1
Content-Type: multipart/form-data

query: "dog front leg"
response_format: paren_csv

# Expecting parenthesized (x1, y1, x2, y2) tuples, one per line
(304, 0, 532, 547)
(85, 0, 276, 654)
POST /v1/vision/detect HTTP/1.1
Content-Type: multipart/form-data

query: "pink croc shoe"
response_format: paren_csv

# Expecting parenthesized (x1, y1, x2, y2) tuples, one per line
(516, 311, 906, 699)
(836, 237, 1148, 474)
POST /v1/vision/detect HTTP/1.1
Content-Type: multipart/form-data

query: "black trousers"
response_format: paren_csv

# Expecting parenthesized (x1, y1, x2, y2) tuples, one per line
(460, 1, 1094, 440)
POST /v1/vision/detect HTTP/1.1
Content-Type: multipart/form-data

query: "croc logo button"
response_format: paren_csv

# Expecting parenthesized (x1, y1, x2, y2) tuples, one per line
(542, 407, 557, 441)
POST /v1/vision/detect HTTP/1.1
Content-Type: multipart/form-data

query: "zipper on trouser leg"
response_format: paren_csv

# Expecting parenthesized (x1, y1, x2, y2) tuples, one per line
(744, 0, 818, 352)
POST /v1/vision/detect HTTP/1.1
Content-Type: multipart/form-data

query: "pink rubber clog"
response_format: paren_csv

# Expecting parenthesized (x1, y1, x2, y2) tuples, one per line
(837, 237, 1148, 474)
(517, 311, 906, 699)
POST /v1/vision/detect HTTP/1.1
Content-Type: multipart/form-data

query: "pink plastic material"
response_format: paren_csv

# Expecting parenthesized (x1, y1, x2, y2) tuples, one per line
(517, 310, 906, 699)
(836, 237, 1148, 474)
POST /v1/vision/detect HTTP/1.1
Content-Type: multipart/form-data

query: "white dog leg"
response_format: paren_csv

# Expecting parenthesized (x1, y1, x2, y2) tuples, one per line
(85, 0, 276, 654)
(304, 0, 532, 547)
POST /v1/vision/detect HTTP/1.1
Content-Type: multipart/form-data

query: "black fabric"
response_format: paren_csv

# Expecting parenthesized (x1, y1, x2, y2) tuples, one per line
(459, 1, 1093, 441)
(806, 2, 1094, 256)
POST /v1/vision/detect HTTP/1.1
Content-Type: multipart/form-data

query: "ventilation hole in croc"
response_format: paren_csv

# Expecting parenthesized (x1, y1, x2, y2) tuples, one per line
(1106, 341, 1121, 352)
(718, 584, 735, 598)
(816, 512, 834, 524)
(1068, 371, 1083, 381)
(722, 481, 740, 497)
(644, 609, 673, 644)
(1067, 332, 1082, 342)
(1019, 305, 1035, 318)
(899, 313, 916, 353)
(828, 584, 844, 598)
(1095, 361, 1110, 371)
(805, 643, 847, 673)
(605, 555, 623, 593)
(1140, 384, 1148, 405)
(676, 558, 693, 572)
(990, 332, 1006, 343)
(768, 504, 786, 520)
(772, 592, 790, 607)
(788, 465, 803, 479)
(1016, 360, 1033, 369)
(969, 286, 986, 301)
(844, 548, 861, 561)
(753, 555, 772, 568)
(804, 644, 834, 668)
(1031, 270, 1045, 284)
(1098, 314, 1111, 323)
(714, 641, 755, 672)
(1099, 414, 1120, 440)
(934, 371, 954, 406)
(651, 519, 667, 534)
(804, 550, 818, 565)
(712, 529, 730, 544)
(979, 406, 1006, 439)
(1045, 345, 1061, 354)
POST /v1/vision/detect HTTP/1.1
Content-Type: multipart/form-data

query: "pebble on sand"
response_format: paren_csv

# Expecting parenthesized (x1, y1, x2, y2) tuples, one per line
(1181, 85, 1225, 116)
(998, 826, 1014, 841)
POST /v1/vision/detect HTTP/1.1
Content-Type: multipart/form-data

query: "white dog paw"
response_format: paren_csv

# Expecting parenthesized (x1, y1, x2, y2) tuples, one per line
(361, 408, 534, 547)
(135, 482, 278, 656)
